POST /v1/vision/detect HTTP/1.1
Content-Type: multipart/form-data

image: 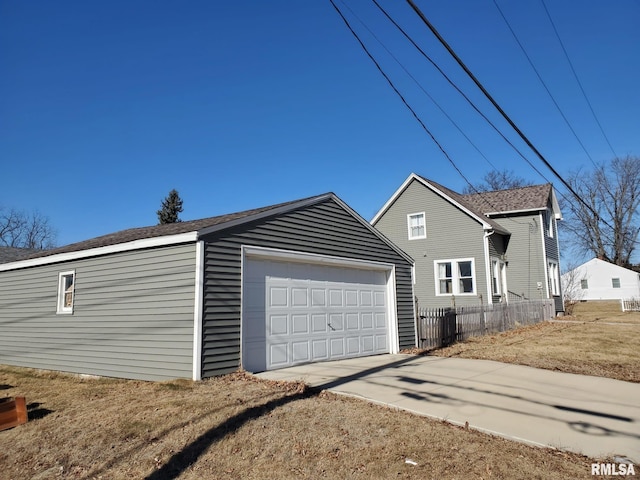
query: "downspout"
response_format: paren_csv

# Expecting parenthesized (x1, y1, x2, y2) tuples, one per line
(483, 230, 495, 305)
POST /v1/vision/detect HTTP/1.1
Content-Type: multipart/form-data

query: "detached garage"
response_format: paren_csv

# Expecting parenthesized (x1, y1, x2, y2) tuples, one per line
(0, 193, 415, 381)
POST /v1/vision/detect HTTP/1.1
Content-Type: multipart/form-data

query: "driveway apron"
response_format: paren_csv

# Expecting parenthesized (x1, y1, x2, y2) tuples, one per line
(256, 354, 640, 462)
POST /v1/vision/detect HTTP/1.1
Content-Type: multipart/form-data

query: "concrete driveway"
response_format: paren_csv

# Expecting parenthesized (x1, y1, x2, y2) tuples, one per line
(256, 354, 640, 463)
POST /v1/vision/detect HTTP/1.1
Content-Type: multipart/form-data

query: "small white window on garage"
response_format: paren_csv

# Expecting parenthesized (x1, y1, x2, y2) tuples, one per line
(435, 259, 475, 296)
(407, 212, 426, 240)
(612, 278, 621, 288)
(57, 270, 75, 314)
(580, 279, 588, 289)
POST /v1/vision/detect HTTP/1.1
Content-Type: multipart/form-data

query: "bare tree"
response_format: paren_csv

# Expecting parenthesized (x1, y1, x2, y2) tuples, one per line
(560, 262, 584, 316)
(0, 207, 57, 249)
(562, 156, 640, 267)
(463, 169, 532, 194)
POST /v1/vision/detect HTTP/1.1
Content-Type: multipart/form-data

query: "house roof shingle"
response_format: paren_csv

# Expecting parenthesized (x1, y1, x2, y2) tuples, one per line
(20, 194, 329, 261)
(0, 247, 37, 264)
(463, 184, 553, 215)
(415, 175, 511, 235)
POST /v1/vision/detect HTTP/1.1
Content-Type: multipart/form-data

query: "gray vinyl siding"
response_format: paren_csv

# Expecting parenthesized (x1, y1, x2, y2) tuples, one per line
(492, 214, 547, 300)
(200, 199, 414, 378)
(0, 244, 196, 381)
(373, 179, 490, 309)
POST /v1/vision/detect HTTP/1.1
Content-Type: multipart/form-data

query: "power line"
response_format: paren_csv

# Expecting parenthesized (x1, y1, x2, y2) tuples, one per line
(370, 0, 552, 185)
(404, 0, 596, 218)
(328, 0, 476, 189)
(492, 0, 598, 168)
(338, 1, 498, 171)
(539, 0, 618, 159)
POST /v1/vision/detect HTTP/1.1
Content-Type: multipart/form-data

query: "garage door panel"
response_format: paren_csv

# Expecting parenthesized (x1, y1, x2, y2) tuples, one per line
(244, 256, 391, 372)
(346, 313, 359, 330)
(292, 314, 309, 334)
(269, 343, 288, 367)
(292, 341, 310, 363)
(330, 338, 345, 357)
(270, 287, 288, 307)
(346, 337, 360, 355)
(329, 313, 344, 331)
(269, 315, 288, 335)
(312, 339, 328, 360)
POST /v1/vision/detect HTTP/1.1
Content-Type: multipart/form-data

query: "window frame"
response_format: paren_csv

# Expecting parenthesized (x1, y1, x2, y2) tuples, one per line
(491, 257, 502, 296)
(548, 261, 560, 296)
(580, 279, 589, 290)
(434, 258, 476, 296)
(57, 270, 76, 314)
(406, 212, 426, 240)
(612, 278, 621, 289)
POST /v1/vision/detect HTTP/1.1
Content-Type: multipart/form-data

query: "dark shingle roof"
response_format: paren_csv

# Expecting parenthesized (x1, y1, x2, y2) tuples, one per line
(0, 247, 38, 264)
(21, 194, 330, 261)
(416, 175, 511, 235)
(463, 184, 552, 215)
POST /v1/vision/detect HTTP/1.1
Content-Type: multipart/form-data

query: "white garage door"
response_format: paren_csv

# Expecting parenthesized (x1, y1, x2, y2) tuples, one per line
(242, 255, 391, 372)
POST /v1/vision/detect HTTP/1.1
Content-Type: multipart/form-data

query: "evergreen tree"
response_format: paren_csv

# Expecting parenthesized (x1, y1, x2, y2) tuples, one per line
(157, 189, 184, 224)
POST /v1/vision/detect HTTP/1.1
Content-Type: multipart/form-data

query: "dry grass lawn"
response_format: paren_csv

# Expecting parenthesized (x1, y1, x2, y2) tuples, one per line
(2, 302, 636, 479)
(1, 366, 601, 480)
(429, 303, 640, 383)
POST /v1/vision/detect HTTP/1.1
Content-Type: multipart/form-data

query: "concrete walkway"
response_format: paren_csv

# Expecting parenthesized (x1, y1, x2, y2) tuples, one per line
(257, 354, 640, 462)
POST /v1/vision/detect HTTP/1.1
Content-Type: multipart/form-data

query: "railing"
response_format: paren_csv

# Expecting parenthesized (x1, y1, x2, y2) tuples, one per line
(417, 299, 554, 349)
(621, 298, 640, 312)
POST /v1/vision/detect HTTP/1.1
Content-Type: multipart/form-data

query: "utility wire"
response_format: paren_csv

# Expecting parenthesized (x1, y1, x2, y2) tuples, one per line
(339, 1, 498, 171)
(370, 0, 552, 185)
(404, 0, 597, 219)
(328, 0, 476, 189)
(493, 0, 598, 168)
(540, 0, 618, 159)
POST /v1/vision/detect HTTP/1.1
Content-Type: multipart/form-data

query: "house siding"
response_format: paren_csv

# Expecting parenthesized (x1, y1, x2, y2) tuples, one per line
(373, 179, 491, 309)
(0, 244, 197, 381)
(492, 214, 547, 300)
(200, 199, 414, 378)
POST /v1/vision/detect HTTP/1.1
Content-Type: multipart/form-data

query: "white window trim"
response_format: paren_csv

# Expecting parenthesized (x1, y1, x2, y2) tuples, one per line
(612, 277, 621, 288)
(434, 258, 476, 296)
(548, 261, 560, 296)
(491, 257, 502, 296)
(57, 270, 75, 314)
(407, 212, 426, 240)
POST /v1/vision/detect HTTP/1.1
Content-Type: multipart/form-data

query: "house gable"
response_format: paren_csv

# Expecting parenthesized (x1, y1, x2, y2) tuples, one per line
(372, 176, 506, 309)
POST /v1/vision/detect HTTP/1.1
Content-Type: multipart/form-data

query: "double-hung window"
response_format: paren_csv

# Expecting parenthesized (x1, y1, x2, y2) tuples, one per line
(580, 279, 588, 289)
(407, 212, 426, 240)
(57, 270, 75, 314)
(612, 278, 621, 288)
(491, 258, 502, 296)
(435, 259, 475, 295)
(548, 261, 560, 296)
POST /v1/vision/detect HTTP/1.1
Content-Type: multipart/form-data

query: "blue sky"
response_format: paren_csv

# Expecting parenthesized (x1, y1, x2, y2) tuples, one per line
(2, 1, 639, 263)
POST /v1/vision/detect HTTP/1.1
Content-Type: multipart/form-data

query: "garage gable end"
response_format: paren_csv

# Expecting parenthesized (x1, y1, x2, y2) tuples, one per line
(199, 198, 415, 378)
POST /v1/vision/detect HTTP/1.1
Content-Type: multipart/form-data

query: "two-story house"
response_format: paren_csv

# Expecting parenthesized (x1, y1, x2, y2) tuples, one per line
(372, 173, 564, 313)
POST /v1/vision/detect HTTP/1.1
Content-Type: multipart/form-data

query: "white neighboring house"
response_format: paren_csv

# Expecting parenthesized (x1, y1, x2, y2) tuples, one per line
(562, 258, 640, 301)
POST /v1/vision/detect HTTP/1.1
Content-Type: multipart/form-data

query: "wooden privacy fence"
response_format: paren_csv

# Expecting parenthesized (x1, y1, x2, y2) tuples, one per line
(417, 299, 555, 349)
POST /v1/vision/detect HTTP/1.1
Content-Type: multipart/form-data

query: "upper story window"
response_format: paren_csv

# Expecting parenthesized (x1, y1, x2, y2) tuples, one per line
(435, 258, 475, 296)
(612, 278, 621, 288)
(545, 210, 554, 238)
(57, 270, 75, 314)
(580, 279, 589, 289)
(407, 212, 426, 240)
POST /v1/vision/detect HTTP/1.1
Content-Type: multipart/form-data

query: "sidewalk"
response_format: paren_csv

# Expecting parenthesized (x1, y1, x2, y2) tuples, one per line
(257, 354, 640, 462)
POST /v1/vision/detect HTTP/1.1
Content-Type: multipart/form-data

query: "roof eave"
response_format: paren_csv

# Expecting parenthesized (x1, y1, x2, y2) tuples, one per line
(0, 232, 199, 272)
